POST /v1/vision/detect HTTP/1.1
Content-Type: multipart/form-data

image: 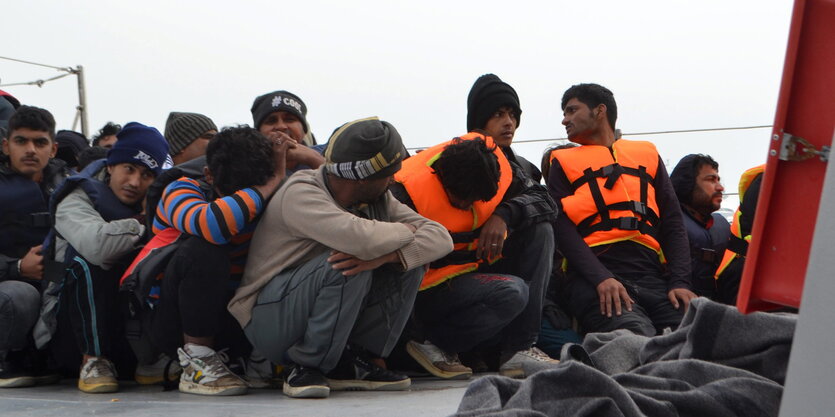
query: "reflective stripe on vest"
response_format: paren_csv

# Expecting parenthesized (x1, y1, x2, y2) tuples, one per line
(395, 132, 512, 290)
(550, 139, 662, 254)
(715, 164, 765, 278)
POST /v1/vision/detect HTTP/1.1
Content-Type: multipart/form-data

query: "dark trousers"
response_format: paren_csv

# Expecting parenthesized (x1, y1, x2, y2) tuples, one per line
(414, 221, 554, 353)
(52, 254, 136, 376)
(148, 236, 250, 360)
(566, 272, 684, 336)
(0, 280, 40, 360)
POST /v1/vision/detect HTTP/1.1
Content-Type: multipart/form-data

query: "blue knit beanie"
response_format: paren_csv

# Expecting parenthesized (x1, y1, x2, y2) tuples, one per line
(106, 122, 169, 176)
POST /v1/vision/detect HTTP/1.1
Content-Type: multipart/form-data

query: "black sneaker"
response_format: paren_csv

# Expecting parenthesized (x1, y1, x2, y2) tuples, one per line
(326, 348, 411, 391)
(283, 364, 329, 399)
(0, 358, 35, 388)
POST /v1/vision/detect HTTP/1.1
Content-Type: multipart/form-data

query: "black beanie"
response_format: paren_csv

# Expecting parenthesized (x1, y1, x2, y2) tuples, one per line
(250, 90, 309, 132)
(324, 117, 404, 180)
(466, 74, 522, 132)
(669, 154, 701, 206)
(55, 130, 90, 168)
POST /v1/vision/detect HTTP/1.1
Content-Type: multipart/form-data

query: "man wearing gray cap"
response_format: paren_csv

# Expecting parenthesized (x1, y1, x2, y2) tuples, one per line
(228, 117, 453, 399)
(163, 112, 217, 166)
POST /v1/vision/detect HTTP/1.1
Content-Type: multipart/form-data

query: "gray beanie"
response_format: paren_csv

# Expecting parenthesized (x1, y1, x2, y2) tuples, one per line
(164, 112, 217, 156)
(324, 117, 404, 180)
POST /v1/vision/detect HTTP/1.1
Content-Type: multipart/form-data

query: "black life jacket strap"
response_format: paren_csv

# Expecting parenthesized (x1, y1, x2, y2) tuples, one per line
(727, 235, 749, 256)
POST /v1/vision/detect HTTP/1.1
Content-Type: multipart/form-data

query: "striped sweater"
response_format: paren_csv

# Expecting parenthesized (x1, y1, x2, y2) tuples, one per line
(153, 177, 264, 275)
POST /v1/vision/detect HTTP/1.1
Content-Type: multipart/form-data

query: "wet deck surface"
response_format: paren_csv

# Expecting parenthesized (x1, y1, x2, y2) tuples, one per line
(0, 376, 472, 417)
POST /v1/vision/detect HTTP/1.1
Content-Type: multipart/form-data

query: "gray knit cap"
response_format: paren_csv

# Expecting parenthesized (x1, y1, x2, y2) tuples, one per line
(163, 112, 217, 156)
(324, 117, 404, 180)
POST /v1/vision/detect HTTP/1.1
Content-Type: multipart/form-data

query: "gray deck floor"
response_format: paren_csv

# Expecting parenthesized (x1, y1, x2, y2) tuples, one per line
(0, 376, 473, 417)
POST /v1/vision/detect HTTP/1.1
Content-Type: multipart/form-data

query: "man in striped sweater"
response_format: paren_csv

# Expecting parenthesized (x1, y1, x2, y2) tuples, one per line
(145, 125, 311, 396)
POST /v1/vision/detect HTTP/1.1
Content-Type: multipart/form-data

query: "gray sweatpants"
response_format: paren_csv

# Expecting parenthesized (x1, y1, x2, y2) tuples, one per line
(245, 252, 424, 373)
(0, 280, 40, 360)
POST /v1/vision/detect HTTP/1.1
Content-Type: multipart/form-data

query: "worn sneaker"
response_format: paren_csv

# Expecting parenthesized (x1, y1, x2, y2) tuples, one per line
(135, 353, 182, 385)
(0, 359, 35, 388)
(283, 364, 329, 399)
(326, 348, 410, 391)
(499, 347, 559, 378)
(177, 345, 248, 396)
(406, 340, 472, 380)
(78, 357, 118, 393)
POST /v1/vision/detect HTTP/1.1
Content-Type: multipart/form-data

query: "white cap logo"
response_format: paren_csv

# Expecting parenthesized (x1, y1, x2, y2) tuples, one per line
(133, 150, 159, 169)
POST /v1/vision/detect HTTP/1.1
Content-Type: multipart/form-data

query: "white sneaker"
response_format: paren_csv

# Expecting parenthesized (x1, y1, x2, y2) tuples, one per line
(499, 347, 559, 378)
(177, 345, 248, 396)
(78, 357, 118, 393)
(406, 340, 472, 380)
(135, 353, 182, 385)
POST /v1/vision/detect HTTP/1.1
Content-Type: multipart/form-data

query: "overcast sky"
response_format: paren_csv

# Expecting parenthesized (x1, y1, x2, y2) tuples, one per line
(2, 1, 794, 207)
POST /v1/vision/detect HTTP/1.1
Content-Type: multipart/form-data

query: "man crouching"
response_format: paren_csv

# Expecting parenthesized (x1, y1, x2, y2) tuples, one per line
(228, 117, 453, 399)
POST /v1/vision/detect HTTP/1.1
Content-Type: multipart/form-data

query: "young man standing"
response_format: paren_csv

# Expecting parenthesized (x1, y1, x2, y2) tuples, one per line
(229, 117, 453, 399)
(548, 83, 695, 337)
(670, 154, 730, 299)
(47, 122, 168, 393)
(0, 106, 70, 387)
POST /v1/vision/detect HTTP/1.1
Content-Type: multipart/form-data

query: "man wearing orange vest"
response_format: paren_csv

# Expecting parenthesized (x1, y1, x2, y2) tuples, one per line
(390, 133, 557, 380)
(714, 165, 765, 305)
(548, 83, 696, 336)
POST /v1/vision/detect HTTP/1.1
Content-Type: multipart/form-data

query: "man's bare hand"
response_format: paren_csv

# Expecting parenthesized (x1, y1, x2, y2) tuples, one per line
(328, 251, 399, 276)
(475, 215, 507, 260)
(668, 288, 697, 312)
(596, 277, 634, 317)
(19, 245, 44, 280)
(287, 143, 325, 170)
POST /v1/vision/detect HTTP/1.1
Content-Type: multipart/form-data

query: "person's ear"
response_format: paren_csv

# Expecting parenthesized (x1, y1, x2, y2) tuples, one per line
(203, 166, 213, 185)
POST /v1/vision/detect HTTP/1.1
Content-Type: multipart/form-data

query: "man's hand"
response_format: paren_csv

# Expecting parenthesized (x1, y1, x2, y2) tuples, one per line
(254, 134, 294, 198)
(668, 288, 697, 312)
(475, 215, 507, 260)
(596, 277, 634, 317)
(19, 245, 44, 280)
(287, 144, 325, 170)
(328, 251, 400, 276)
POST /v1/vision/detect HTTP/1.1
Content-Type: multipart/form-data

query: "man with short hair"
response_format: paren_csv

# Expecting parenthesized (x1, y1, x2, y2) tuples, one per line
(45, 122, 168, 393)
(250, 90, 325, 172)
(229, 117, 453, 399)
(91, 122, 120, 148)
(163, 112, 217, 166)
(548, 83, 695, 337)
(391, 133, 558, 380)
(670, 154, 730, 299)
(1, 106, 70, 387)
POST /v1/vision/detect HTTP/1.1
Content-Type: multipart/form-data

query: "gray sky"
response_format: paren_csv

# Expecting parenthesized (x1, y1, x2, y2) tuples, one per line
(2, 1, 794, 207)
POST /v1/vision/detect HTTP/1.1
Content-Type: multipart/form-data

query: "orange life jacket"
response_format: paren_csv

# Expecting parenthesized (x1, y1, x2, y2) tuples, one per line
(395, 132, 512, 290)
(550, 139, 662, 254)
(714, 164, 765, 278)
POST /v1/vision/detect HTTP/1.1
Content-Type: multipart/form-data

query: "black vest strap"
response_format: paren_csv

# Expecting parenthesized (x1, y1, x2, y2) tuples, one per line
(727, 235, 749, 256)
(429, 250, 478, 269)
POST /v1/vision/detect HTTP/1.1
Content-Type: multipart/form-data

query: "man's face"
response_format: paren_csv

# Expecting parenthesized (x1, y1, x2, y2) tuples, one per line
(98, 135, 118, 148)
(107, 163, 155, 205)
(258, 111, 305, 143)
(356, 175, 394, 204)
(174, 129, 216, 164)
(444, 189, 477, 211)
(690, 164, 724, 215)
(2, 128, 57, 181)
(483, 106, 518, 148)
(562, 98, 601, 144)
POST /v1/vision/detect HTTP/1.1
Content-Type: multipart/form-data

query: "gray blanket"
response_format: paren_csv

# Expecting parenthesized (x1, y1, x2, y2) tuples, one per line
(454, 298, 795, 417)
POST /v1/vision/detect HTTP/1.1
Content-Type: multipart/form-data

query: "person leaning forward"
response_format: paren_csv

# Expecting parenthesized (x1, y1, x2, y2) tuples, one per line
(548, 83, 696, 337)
(227, 117, 453, 399)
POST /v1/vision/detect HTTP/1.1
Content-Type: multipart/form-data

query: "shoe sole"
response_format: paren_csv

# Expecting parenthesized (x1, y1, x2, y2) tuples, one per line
(406, 343, 472, 380)
(0, 376, 37, 388)
(78, 380, 118, 393)
(179, 380, 248, 396)
(327, 377, 411, 391)
(283, 382, 329, 398)
(498, 368, 526, 379)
